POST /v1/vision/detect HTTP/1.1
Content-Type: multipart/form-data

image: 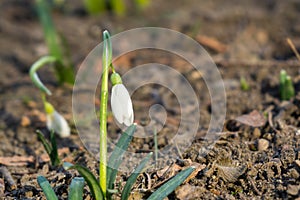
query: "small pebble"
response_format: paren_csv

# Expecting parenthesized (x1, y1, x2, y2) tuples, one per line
(25, 191, 33, 198)
(289, 168, 299, 179)
(252, 128, 261, 139)
(294, 160, 300, 169)
(257, 139, 269, 151)
(287, 184, 300, 196)
(20, 116, 31, 127)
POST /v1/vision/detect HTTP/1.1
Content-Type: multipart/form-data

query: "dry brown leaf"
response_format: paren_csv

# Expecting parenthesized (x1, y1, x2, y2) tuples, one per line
(0, 156, 34, 166)
(235, 110, 266, 127)
(196, 35, 227, 53)
(216, 165, 246, 182)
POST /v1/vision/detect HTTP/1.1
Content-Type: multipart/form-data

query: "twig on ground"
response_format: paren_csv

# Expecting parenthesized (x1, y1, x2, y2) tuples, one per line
(0, 166, 16, 190)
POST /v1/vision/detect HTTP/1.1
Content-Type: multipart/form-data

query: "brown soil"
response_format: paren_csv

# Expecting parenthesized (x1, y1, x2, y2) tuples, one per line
(1, 0, 300, 199)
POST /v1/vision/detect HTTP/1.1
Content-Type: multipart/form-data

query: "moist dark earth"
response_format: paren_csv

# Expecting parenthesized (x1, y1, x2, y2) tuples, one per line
(1, 0, 300, 199)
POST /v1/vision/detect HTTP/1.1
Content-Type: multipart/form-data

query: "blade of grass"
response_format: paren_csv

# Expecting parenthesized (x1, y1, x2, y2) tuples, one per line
(63, 162, 104, 200)
(121, 152, 152, 200)
(68, 177, 85, 200)
(107, 124, 136, 190)
(49, 131, 60, 166)
(37, 175, 58, 200)
(147, 167, 195, 200)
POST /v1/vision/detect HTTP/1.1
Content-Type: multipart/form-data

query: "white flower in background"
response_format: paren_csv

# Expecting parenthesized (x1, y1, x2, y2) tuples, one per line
(110, 73, 134, 126)
(44, 101, 70, 138)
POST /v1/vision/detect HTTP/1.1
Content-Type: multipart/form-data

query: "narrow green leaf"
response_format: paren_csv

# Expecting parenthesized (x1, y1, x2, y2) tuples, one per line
(37, 175, 58, 200)
(63, 162, 104, 200)
(147, 167, 195, 200)
(68, 177, 85, 200)
(121, 153, 153, 200)
(280, 70, 287, 100)
(36, 130, 52, 156)
(107, 124, 136, 190)
(50, 131, 60, 166)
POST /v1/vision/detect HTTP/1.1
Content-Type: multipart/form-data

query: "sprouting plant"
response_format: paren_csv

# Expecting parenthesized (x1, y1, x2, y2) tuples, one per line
(29, 56, 71, 137)
(84, 0, 150, 16)
(240, 77, 250, 91)
(35, 0, 75, 84)
(37, 130, 60, 166)
(62, 31, 195, 200)
(37, 175, 85, 200)
(280, 70, 295, 100)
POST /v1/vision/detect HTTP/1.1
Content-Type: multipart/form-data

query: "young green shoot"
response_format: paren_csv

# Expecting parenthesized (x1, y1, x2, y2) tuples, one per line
(37, 130, 60, 166)
(37, 175, 85, 200)
(37, 176, 58, 200)
(240, 77, 250, 91)
(280, 70, 295, 100)
(30, 56, 71, 137)
(35, 0, 75, 84)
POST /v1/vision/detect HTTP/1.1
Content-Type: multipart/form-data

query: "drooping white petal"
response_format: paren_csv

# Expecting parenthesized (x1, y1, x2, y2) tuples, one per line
(111, 84, 134, 126)
(46, 111, 70, 138)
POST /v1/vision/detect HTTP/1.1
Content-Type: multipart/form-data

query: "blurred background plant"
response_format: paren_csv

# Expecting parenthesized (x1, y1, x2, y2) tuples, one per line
(83, 0, 150, 15)
(35, 0, 75, 84)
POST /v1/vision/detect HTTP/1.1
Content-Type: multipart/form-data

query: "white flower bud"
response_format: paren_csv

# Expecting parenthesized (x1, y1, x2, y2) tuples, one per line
(45, 102, 70, 138)
(111, 84, 134, 126)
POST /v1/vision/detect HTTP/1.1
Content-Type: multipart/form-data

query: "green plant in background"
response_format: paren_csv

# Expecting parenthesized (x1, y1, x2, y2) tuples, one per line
(37, 175, 85, 200)
(240, 77, 250, 91)
(29, 56, 71, 137)
(280, 70, 295, 100)
(35, 0, 75, 84)
(37, 130, 60, 166)
(62, 31, 194, 200)
(84, 0, 150, 16)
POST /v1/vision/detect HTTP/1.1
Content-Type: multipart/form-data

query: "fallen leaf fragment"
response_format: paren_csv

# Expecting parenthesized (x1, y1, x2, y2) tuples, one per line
(0, 156, 34, 166)
(196, 35, 227, 53)
(235, 110, 266, 127)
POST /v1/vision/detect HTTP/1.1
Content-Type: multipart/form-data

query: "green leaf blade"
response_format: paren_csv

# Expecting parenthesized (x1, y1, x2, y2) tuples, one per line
(50, 131, 60, 166)
(36, 130, 52, 155)
(147, 167, 195, 200)
(121, 153, 153, 200)
(68, 177, 85, 200)
(37, 175, 58, 200)
(63, 162, 104, 200)
(107, 124, 136, 190)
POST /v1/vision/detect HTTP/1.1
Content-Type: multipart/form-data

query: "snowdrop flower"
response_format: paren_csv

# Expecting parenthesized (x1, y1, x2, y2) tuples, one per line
(110, 73, 134, 126)
(44, 101, 70, 138)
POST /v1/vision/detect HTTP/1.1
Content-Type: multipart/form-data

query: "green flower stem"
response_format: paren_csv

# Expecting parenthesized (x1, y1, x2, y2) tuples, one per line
(29, 56, 57, 95)
(99, 30, 112, 198)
